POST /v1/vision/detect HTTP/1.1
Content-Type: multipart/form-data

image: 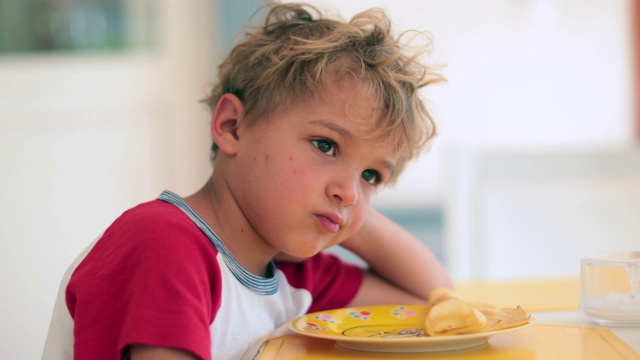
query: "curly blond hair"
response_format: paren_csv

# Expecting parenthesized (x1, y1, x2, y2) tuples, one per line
(203, 1, 443, 182)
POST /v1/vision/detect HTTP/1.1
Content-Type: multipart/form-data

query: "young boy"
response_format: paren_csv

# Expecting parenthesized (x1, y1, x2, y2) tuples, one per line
(42, 2, 451, 359)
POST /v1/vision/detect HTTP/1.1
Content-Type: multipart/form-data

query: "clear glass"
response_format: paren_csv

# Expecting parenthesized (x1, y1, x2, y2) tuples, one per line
(580, 251, 640, 326)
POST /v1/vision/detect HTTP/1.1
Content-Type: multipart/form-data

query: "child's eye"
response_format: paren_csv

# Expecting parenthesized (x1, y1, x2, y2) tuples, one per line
(311, 139, 336, 156)
(361, 169, 382, 186)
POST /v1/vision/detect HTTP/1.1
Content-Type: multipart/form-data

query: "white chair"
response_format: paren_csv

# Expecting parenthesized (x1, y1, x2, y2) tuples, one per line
(442, 145, 640, 280)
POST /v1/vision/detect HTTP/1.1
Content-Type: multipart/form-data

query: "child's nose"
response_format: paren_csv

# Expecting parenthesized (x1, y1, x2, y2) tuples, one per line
(327, 175, 358, 206)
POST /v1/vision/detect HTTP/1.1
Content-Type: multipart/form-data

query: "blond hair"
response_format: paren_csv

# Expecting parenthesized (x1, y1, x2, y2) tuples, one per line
(203, 1, 443, 182)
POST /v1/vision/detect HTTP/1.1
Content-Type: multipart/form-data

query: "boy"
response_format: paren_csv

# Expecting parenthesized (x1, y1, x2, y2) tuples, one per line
(42, 2, 451, 359)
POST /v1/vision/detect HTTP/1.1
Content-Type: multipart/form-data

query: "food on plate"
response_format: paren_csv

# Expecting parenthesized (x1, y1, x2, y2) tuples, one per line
(423, 288, 530, 336)
(472, 303, 531, 331)
(423, 288, 487, 336)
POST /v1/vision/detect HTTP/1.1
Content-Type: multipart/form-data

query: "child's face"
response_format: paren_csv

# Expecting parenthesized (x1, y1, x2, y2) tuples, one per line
(229, 77, 398, 258)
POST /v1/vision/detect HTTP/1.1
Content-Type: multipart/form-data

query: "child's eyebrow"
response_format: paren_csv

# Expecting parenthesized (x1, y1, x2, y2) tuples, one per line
(309, 119, 353, 140)
(378, 158, 396, 175)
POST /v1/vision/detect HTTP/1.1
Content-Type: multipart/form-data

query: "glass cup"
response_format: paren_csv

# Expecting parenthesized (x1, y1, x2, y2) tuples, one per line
(580, 251, 640, 326)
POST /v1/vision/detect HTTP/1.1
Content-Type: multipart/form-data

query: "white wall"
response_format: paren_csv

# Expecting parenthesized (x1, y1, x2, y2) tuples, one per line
(0, 0, 637, 358)
(0, 1, 217, 358)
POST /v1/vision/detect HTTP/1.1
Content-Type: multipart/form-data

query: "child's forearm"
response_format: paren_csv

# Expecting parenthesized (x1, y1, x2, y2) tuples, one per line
(341, 208, 453, 301)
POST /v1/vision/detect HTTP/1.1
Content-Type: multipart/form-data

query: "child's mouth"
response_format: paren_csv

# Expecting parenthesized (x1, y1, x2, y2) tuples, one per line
(315, 214, 340, 233)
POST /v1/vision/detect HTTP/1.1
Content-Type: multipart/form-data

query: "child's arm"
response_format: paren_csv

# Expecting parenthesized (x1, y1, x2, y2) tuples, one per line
(342, 208, 453, 306)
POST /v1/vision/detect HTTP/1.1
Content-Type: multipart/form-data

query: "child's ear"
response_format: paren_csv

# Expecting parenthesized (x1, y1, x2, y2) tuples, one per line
(211, 93, 244, 155)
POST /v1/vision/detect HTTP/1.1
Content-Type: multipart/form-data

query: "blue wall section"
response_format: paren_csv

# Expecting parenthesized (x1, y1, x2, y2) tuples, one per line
(218, 0, 264, 51)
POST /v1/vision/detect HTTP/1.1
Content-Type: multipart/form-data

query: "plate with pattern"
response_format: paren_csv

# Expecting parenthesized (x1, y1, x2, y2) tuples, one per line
(289, 305, 534, 352)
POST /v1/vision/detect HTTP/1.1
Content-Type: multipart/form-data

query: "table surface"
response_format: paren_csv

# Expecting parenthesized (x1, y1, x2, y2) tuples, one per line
(257, 278, 640, 359)
(532, 310, 640, 354)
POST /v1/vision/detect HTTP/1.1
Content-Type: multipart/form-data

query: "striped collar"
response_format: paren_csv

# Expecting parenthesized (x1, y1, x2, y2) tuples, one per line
(158, 190, 278, 295)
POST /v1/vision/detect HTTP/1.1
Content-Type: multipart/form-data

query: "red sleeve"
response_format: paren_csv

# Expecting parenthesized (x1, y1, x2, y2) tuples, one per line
(66, 201, 221, 360)
(275, 252, 364, 313)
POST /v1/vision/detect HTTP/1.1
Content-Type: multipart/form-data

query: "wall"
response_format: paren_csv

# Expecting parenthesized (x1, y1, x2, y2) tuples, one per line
(0, 1, 217, 358)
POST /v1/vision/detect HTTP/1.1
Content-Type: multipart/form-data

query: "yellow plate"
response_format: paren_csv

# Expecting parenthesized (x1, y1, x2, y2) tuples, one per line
(289, 305, 535, 353)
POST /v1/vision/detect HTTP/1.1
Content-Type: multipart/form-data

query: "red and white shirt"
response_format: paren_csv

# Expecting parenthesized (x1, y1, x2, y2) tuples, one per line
(42, 190, 364, 360)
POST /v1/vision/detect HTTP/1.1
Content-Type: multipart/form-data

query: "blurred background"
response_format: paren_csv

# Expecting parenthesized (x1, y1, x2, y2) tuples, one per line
(1, 0, 639, 358)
